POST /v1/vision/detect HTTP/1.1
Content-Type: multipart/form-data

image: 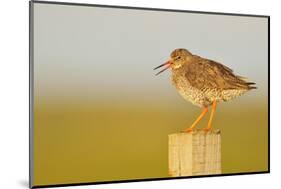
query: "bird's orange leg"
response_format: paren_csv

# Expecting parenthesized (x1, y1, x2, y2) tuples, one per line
(204, 100, 217, 132)
(183, 107, 208, 132)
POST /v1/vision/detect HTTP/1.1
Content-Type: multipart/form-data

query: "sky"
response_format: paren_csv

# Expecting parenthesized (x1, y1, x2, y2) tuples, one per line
(34, 3, 268, 103)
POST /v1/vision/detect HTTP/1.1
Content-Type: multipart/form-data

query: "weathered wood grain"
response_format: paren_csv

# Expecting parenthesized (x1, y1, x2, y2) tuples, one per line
(168, 129, 221, 177)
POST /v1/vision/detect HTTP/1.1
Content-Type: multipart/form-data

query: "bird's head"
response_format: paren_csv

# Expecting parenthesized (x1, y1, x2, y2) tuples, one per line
(154, 48, 192, 75)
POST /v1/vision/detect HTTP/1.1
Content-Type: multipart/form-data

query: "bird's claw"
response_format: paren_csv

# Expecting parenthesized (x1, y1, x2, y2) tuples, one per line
(181, 128, 193, 133)
(203, 127, 211, 132)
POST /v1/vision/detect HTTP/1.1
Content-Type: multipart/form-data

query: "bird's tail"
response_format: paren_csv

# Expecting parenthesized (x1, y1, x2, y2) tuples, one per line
(246, 82, 257, 89)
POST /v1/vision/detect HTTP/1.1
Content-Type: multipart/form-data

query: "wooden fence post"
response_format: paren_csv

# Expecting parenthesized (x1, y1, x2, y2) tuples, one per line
(168, 129, 221, 177)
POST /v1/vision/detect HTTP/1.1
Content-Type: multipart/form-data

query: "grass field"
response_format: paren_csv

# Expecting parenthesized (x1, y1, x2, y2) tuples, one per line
(33, 98, 268, 185)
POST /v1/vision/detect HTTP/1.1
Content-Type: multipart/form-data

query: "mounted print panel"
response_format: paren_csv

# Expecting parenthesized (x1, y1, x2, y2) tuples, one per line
(30, 1, 269, 188)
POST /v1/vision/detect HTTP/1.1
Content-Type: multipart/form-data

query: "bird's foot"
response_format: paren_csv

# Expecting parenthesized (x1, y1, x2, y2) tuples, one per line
(203, 127, 211, 132)
(181, 127, 193, 133)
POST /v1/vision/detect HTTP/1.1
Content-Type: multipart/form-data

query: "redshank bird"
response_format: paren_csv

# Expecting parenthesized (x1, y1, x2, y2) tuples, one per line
(154, 48, 256, 132)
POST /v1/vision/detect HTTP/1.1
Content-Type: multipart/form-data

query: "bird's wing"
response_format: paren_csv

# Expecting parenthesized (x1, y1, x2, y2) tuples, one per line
(184, 56, 256, 90)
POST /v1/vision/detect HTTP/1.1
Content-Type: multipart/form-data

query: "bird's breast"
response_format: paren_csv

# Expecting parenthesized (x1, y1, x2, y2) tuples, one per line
(171, 72, 210, 107)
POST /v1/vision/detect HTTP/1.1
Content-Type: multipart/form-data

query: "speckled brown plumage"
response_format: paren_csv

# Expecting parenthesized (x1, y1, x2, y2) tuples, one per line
(154, 48, 256, 131)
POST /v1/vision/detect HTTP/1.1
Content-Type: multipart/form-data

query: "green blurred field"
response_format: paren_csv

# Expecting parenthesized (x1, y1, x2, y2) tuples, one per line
(33, 98, 268, 185)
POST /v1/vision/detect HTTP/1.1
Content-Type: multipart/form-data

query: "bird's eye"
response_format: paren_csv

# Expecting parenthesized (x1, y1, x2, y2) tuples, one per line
(176, 56, 181, 60)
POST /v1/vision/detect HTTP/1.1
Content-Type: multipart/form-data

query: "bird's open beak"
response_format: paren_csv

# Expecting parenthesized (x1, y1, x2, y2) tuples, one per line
(154, 60, 172, 76)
